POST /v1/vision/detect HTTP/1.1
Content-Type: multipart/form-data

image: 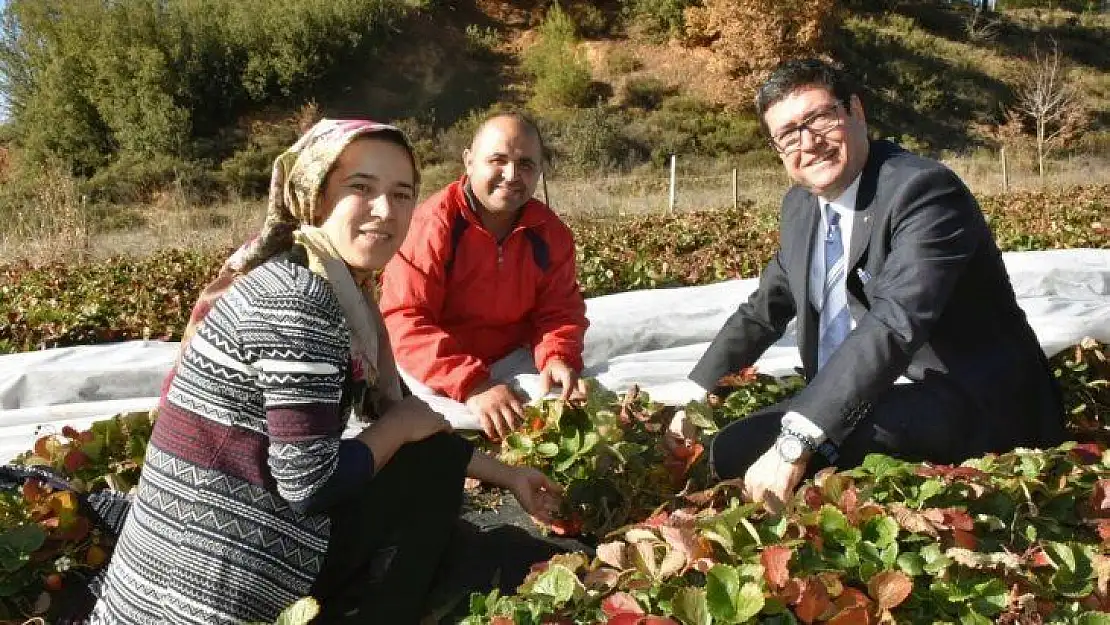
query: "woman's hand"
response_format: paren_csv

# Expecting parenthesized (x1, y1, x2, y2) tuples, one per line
(505, 466, 564, 524)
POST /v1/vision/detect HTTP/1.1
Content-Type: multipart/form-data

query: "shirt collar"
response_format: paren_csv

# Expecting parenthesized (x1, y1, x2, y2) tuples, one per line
(819, 172, 863, 216)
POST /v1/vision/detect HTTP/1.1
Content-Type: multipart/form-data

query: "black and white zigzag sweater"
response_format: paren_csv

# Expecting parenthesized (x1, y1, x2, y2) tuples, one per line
(90, 256, 373, 624)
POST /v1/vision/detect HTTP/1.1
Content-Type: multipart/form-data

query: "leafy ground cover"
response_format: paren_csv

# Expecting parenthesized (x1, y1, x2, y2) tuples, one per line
(465, 342, 1110, 624)
(0, 411, 153, 623)
(1, 185, 1107, 354)
(0, 341, 1105, 623)
(0, 185, 1107, 622)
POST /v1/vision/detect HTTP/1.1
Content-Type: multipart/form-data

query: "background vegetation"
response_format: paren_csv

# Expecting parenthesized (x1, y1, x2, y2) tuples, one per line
(0, 0, 1106, 231)
(1, 184, 1105, 354)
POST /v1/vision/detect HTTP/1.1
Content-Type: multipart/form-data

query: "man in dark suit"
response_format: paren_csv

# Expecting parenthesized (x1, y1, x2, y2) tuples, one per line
(690, 59, 1066, 509)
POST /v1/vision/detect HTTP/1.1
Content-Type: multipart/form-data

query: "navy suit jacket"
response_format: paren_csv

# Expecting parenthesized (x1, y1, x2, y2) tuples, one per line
(690, 140, 1065, 453)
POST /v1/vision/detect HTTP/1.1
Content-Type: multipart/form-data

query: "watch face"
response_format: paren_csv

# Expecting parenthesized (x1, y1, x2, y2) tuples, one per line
(777, 435, 804, 462)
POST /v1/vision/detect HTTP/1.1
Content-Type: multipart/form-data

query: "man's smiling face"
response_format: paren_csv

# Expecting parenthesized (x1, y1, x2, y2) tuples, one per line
(763, 85, 870, 199)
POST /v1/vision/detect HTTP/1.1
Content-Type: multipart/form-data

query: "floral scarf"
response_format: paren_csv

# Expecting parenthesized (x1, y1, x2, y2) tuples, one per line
(176, 119, 416, 420)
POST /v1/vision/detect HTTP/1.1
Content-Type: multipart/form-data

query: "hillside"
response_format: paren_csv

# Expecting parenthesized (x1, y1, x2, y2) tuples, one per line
(0, 0, 1108, 210)
(323, 0, 1110, 159)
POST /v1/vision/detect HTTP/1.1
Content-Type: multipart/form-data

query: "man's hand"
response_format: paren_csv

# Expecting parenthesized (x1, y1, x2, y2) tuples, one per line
(506, 466, 564, 524)
(743, 445, 808, 513)
(538, 358, 587, 401)
(466, 381, 525, 441)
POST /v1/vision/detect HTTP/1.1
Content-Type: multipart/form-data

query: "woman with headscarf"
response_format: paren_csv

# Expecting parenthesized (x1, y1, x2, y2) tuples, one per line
(88, 120, 562, 625)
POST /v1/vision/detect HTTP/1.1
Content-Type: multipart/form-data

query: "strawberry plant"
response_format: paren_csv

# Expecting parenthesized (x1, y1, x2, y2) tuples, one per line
(0, 410, 154, 623)
(1054, 337, 1110, 445)
(492, 383, 697, 538)
(14, 411, 155, 493)
(2, 185, 1106, 355)
(488, 368, 808, 540)
(465, 341, 1110, 624)
(464, 443, 1110, 624)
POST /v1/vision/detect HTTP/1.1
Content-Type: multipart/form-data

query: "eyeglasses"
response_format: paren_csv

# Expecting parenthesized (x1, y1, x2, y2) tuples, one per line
(768, 103, 844, 155)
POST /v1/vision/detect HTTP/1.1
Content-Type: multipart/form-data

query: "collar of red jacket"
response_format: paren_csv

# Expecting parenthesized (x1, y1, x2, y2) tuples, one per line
(450, 175, 554, 231)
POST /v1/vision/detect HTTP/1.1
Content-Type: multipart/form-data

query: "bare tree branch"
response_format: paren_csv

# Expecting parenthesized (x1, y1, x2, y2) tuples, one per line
(1007, 38, 1087, 179)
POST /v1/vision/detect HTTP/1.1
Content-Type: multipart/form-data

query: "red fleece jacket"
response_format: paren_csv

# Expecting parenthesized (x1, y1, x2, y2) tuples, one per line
(379, 178, 589, 402)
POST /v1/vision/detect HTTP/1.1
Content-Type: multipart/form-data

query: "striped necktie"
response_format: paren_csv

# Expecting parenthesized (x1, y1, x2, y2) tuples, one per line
(818, 205, 851, 371)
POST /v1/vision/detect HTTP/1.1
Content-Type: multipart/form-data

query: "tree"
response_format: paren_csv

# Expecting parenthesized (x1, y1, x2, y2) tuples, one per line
(0, 0, 425, 179)
(1007, 39, 1087, 180)
(522, 2, 593, 109)
(683, 0, 837, 102)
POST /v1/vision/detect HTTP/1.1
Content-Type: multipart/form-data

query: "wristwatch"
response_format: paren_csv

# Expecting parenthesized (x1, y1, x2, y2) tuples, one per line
(774, 432, 809, 463)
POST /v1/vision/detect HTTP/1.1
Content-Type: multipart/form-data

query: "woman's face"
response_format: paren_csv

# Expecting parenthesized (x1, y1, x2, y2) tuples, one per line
(318, 137, 418, 271)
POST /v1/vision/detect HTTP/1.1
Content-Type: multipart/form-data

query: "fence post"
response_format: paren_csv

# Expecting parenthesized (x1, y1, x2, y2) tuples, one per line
(668, 154, 677, 213)
(732, 168, 739, 211)
(1000, 147, 1009, 194)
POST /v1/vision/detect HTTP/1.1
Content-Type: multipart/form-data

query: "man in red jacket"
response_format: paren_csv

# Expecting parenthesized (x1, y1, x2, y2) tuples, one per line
(380, 112, 589, 440)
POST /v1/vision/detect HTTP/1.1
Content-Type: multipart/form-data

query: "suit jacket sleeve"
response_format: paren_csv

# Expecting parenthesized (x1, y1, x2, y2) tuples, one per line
(790, 167, 980, 445)
(689, 247, 797, 391)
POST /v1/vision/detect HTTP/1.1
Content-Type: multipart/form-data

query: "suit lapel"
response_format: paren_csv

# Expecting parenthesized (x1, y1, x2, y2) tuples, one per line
(847, 140, 887, 272)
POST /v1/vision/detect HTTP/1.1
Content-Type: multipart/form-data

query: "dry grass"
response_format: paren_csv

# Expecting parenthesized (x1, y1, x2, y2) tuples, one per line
(546, 152, 1110, 217)
(90, 196, 265, 260)
(1, 153, 1106, 266)
(0, 192, 263, 264)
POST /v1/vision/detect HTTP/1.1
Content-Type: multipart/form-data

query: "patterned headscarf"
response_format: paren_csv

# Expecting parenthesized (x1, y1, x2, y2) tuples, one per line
(175, 118, 419, 420)
(241, 118, 420, 272)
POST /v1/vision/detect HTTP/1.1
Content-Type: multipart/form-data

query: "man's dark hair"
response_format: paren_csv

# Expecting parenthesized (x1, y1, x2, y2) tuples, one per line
(754, 58, 860, 137)
(475, 110, 551, 165)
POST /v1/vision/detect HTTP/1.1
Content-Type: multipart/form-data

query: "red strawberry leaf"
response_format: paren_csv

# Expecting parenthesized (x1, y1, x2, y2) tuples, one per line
(794, 577, 832, 624)
(952, 528, 979, 550)
(867, 570, 913, 610)
(602, 592, 645, 617)
(761, 545, 792, 589)
(827, 606, 873, 625)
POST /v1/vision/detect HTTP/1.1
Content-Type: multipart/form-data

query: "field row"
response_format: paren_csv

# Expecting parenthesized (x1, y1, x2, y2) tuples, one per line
(1, 185, 1107, 354)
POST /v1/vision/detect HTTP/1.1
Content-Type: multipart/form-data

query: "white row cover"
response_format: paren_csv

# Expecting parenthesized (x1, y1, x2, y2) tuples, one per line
(1, 249, 1108, 461)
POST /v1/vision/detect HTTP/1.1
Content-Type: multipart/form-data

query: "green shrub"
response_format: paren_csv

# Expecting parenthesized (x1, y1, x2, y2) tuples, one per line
(0, 0, 427, 181)
(219, 144, 283, 198)
(545, 106, 639, 172)
(82, 154, 219, 205)
(522, 3, 595, 109)
(621, 77, 673, 110)
(389, 116, 440, 168)
(998, 0, 1101, 10)
(419, 162, 464, 197)
(464, 23, 500, 56)
(622, 96, 768, 165)
(532, 62, 594, 109)
(621, 0, 698, 40)
(219, 121, 300, 197)
(566, 2, 610, 37)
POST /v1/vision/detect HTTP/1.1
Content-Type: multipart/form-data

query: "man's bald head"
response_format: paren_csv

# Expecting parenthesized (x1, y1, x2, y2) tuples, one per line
(470, 112, 546, 157)
(464, 112, 546, 215)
